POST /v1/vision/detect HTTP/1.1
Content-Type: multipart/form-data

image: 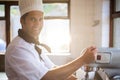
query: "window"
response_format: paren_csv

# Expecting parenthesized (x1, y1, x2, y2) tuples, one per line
(0, 1, 18, 53)
(44, 3, 68, 18)
(110, 0, 120, 48)
(0, 4, 6, 52)
(1, 0, 70, 54)
(40, 2, 70, 53)
(10, 6, 21, 39)
(0, 20, 6, 52)
(0, 5, 5, 17)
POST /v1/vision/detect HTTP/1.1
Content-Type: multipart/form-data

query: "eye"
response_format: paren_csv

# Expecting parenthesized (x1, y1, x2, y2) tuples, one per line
(39, 18, 43, 22)
(31, 17, 36, 22)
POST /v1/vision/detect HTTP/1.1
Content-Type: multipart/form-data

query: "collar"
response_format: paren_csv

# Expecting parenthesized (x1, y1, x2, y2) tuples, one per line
(18, 29, 51, 53)
(18, 29, 40, 45)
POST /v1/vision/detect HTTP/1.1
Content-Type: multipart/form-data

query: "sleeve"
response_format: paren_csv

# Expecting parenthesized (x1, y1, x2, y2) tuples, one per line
(7, 46, 49, 80)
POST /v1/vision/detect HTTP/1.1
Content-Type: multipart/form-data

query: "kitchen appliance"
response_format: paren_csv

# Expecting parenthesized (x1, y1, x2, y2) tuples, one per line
(81, 48, 120, 80)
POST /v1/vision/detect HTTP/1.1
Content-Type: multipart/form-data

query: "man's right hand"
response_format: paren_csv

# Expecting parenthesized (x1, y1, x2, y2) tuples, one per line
(81, 46, 97, 64)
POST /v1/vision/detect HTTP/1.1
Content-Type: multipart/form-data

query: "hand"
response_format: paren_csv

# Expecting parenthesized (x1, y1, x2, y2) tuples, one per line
(81, 46, 97, 64)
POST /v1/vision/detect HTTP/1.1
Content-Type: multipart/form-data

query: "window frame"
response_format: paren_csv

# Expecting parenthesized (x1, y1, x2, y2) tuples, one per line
(110, 0, 120, 47)
(42, 0, 70, 53)
(43, 0, 70, 19)
(0, 1, 18, 47)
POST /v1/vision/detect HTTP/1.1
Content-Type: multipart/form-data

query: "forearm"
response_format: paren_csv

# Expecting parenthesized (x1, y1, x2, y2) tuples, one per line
(41, 46, 97, 80)
(41, 57, 84, 80)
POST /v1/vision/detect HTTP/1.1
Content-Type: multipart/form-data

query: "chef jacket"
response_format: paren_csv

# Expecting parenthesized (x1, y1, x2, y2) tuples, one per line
(5, 36, 55, 80)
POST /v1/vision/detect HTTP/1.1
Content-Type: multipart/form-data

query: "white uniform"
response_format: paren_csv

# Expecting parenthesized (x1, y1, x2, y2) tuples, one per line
(5, 36, 55, 80)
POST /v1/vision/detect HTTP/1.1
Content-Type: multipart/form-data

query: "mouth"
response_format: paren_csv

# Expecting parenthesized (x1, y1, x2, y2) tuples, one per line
(32, 28, 41, 34)
(32, 27, 40, 31)
(33, 29, 39, 31)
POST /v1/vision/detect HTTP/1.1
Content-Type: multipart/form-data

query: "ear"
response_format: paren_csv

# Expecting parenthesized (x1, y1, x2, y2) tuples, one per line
(20, 17, 26, 29)
(20, 17, 24, 24)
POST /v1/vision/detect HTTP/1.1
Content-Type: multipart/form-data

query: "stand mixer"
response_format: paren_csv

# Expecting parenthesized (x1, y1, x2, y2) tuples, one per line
(81, 48, 120, 80)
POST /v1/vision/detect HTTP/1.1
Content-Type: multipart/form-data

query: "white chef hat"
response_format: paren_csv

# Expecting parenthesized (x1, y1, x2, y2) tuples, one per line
(19, 0, 43, 17)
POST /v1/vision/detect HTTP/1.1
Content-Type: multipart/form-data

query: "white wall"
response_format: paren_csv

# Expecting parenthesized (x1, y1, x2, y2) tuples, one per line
(71, 0, 97, 58)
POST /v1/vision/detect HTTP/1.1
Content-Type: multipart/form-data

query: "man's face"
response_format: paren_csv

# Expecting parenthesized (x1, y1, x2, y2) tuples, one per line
(21, 11, 44, 39)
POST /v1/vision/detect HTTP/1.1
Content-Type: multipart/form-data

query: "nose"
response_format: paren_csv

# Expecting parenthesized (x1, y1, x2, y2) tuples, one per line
(35, 20, 41, 26)
(37, 18, 43, 24)
(34, 20, 43, 29)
